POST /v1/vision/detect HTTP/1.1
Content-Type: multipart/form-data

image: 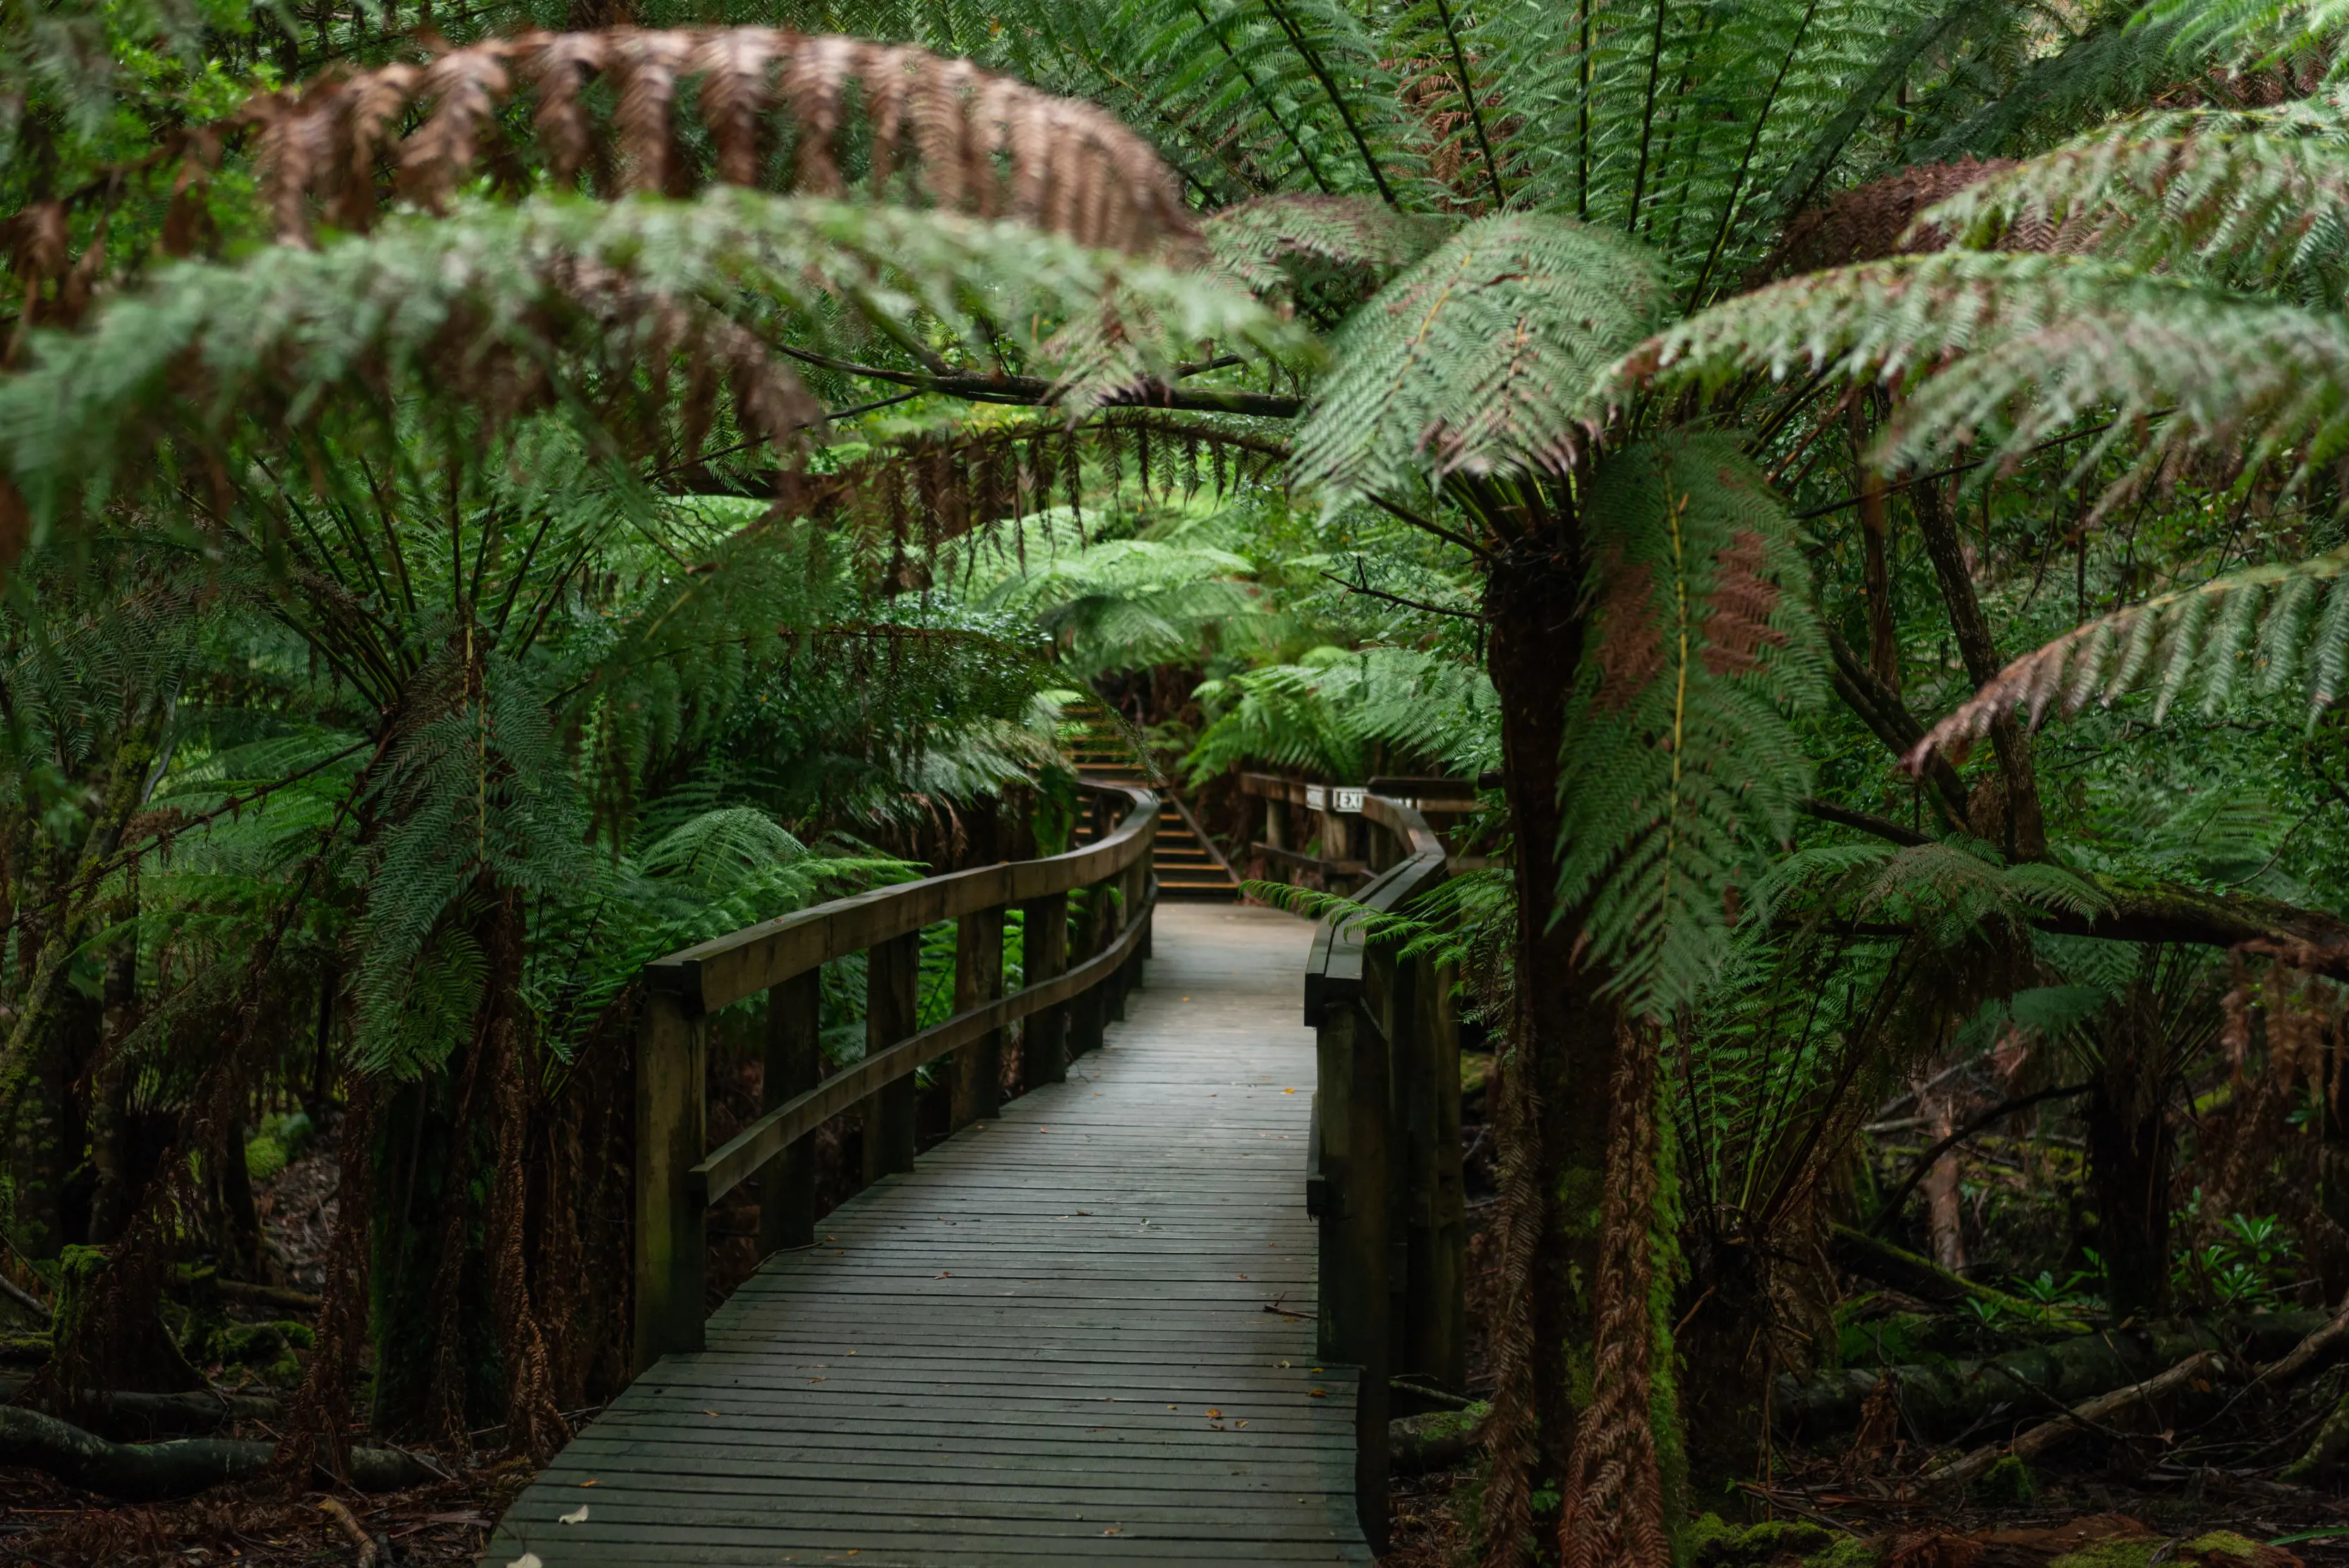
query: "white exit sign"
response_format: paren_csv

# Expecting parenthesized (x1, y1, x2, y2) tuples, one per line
(1303, 784, 1327, 811)
(1332, 788, 1365, 814)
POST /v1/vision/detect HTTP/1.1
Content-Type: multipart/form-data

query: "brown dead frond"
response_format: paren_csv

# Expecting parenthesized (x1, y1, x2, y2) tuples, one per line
(246, 28, 1195, 255)
(1766, 159, 2031, 279)
(1701, 529, 1786, 678)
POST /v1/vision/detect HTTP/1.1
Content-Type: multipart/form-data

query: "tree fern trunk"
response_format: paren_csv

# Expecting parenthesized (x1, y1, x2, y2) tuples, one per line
(1484, 541, 1626, 1536)
(2089, 1027, 2172, 1320)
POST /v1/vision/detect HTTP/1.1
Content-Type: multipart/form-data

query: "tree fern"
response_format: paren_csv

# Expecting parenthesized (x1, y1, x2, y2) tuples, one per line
(1552, 434, 1824, 1023)
(1289, 213, 1668, 503)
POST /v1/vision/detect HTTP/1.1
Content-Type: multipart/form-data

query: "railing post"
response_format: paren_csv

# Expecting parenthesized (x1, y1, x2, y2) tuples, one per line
(1387, 935, 1464, 1393)
(759, 969, 821, 1255)
(1423, 955, 1467, 1391)
(953, 907, 1006, 1128)
(633, 981, 707, 1373)
(864, 931, 918, 1181)
(1020, 891, 1069, 1085)
(1315, 987, 1391, 1550)
(1069, 883, 1113, 1056)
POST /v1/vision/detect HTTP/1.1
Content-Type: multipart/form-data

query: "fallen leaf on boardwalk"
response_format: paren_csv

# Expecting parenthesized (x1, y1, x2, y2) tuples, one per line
(508, 1556, 542, 1568)
(703, 1409, 720, 1416)
(560, 1504, 590, 1525)
(1310, 1388, 1327, 1397)
(1237, 1421, 1249, 1428)
(1284, 1087, 1296, 1094)
(580, 1479, 598, 1487)
(1104, 1528, 1121, 1536)
(935, 1272, 951, 1279)
(1206, 1409, 1221, 1418)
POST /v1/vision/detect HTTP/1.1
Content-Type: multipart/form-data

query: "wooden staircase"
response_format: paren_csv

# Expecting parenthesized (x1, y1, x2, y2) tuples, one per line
(1063, 702, 1240, 900)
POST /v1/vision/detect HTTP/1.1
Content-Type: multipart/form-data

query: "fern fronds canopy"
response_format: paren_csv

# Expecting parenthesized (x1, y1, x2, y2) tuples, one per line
(1289, 213, 1668, 505)
(0, 191, 1308, 545)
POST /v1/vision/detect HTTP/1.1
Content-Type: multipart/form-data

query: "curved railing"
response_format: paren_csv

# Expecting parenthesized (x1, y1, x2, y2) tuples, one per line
(632, 782, 1158, 1369)
(1301, 788, 1466, 1545)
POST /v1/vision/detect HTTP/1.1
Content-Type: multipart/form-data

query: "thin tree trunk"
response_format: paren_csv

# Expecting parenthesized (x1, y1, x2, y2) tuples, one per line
(274, 1075, 378, 1485)
(1850, 406, 1899, 693)
(0, 724, 160, 1139)
(85, 888, 139, 1246)
(1919, 1092, 1967, 1274)
(1912, 481, 2046, 860)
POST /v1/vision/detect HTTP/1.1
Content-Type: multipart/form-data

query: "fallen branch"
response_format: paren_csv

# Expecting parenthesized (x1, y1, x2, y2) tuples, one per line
(215, 1279, 322, 1313)
(1782, 1312, 2321, 1440)
(1924, 1349, 2224, 1488)
(0, 1405, 433, 1500)
(319, 1497, 380, 1568)
(99, 1389, 284, 1433)
(2257, 1294, 2349, 1391)
(0, 1272, 52, 1322)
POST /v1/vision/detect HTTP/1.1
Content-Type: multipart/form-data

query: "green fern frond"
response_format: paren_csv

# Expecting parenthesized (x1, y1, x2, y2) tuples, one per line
(1204, 195, 1454, 304)
(1912, 542, 2349, 765)
(1291, 213, 1668, 505)
(1633, 248, 2349, 509)
(1552, 433, 1824, 1023)
(1923, 98, 2349, 296)
(0, 191, 1308, 542)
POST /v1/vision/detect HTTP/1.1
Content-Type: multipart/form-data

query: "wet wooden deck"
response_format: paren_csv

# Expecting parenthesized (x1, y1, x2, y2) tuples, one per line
(483, 903, 1367, 1567)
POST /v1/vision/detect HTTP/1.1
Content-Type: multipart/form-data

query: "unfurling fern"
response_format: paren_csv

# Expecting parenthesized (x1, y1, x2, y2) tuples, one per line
(1552, 435, 1823, 1023)
(1911, 542, 2349, 767)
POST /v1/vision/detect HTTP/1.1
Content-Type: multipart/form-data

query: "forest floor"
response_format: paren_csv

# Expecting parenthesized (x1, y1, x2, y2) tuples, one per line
(12, 1087, 2349, 1565)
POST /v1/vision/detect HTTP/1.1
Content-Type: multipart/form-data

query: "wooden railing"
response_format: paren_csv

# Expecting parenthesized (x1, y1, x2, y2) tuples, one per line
(631, 782, 1159, 1371)
(1238, 771, 1482, 891)
(1303, 789, 1466, 1549)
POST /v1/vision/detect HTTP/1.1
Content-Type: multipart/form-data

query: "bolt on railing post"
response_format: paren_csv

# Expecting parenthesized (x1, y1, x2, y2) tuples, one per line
(864, 931, 919, 1181)
(759, 969, 821, 1255)
(633, 981, 707, 1374)
(952, 907, 1006, 1128)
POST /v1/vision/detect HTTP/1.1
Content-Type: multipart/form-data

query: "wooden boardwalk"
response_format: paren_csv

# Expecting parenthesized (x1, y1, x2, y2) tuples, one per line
(485, 903, 1369, 1567)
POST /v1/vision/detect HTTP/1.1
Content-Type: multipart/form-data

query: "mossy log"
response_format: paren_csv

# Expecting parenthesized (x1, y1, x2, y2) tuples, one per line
(1389, 1401, 1489, 1475)
(1779, 1312, 2324, 1442)
(0, 1405, 434, 1500)
(1829, 1224, 2086, 1334)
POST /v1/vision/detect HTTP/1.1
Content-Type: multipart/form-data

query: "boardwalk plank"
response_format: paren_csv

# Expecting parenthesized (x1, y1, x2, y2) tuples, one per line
(483, 905, 1363, 1567)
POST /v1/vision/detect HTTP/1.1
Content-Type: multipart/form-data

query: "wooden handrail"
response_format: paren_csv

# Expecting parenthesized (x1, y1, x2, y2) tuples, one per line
(652, 786, 1158, 1012)
(1299, 788, 1462, 1549)
(632, 781, 1158, 1373)
(691, 903, 1152, 1203)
